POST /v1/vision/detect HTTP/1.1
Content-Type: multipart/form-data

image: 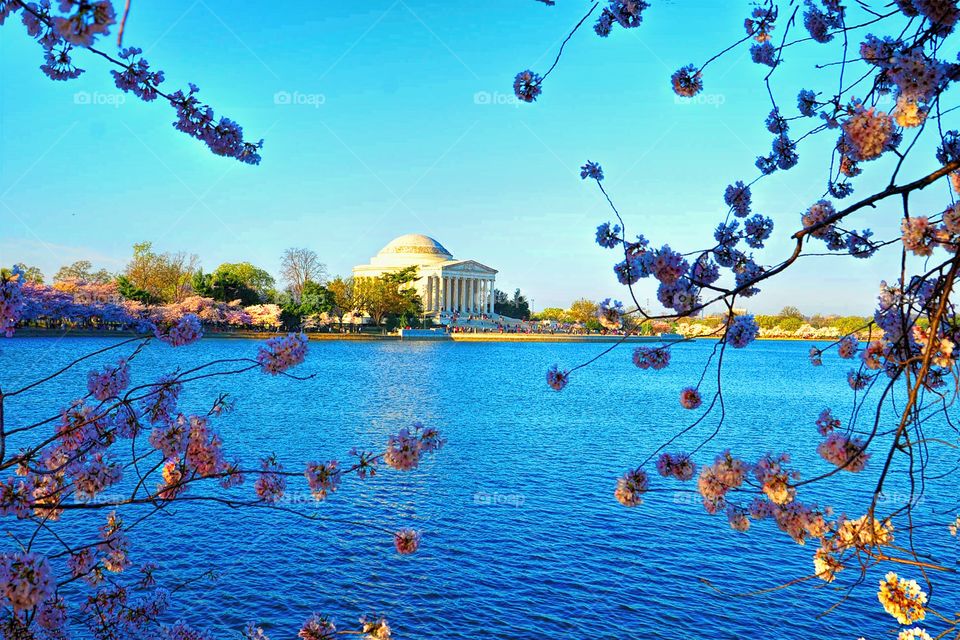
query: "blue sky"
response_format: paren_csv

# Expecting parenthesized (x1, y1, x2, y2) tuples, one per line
(0, 1, 952, 314)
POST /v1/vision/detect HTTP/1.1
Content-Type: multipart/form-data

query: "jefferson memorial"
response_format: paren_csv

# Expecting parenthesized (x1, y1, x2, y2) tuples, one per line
(353, 234, 498, 316)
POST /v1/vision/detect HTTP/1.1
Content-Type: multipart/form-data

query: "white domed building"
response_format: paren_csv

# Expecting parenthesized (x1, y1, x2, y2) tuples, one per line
(353, 234, 498, 317)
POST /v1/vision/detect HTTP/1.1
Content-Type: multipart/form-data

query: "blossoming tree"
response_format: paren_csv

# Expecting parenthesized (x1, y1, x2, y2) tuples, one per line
(525, 1, 960, 637)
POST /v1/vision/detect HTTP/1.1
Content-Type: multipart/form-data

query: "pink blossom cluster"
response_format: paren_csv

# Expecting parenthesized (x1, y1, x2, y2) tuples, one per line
(801, 200, 837, 237)
(67, 548, 97, 584)
(808, 346, 823, 366)
(254, 456, 287, 503)
(912, 325, 957, 367)
(0, 266, 25, 337)
(298, 614, 337, 640)
(70, 452, 123, 501)
(883, 45, 950, 111)
(696, 451, 747, 513)
(679, 386, 702, 410)
(944, 202, 960, 234)
(305, 461, 342, 501)
(597, 298, 624, 329)
(767, 500, 830, 544)
(838, 335, 859, 359)
(632, 346, 671, 370)
(840, 104, 896, 162)
(0, 477, 31, 519)
(815, 408, 841, 436)
(726, 314, 759, 348)
(158, 457, 185, 501)
(901, 216, 939, 256)
(257, 332, 308, 375)
(0, 552, 52, 611)
(140, 375, 182, 425)
(360, 616, 392, 639)
(546, 364, 569, 391)
(185, 415, 226, 477)
(36, 595, 67, 632)
(910, 0, 960, 34)
(861, 340, 888, 369)
(98, 511, 131, 574)
(745, 5, 777, 42)
(818, 432, 870, 472)
(648, 245, 688, 284)
(57, 400, 110, 453)
(670, 65, 702, 97)
(847, 370, 870, 390)
(87, 358, 130, 401)
(614, 468, 649, 507)
(156, 313, 203, 347)
(752, 453, 798, 505)
(51, 0, 115, 46)
(727, 505, 751, 532)
(384, 422, 445, 472)
(393, 529, 421, 555)
(656, 452, 696, 481)
(148, 415, 189, 459)
(30, 452, 67, 521)
(895, 96, 928, 128)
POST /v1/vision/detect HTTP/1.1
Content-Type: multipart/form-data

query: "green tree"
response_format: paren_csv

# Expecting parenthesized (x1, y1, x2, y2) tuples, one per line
(326, 276, 355, 329)
(568, 298, 599, 325)
(54, 260, 111, 284)
(300, 280, 334, 317)
(355, 267, 421, 327)
(834, 316, 872, 336)
(116, 274, 159, 304)
(532, 307, 566, 322)
(493, 288, 530, 319)
(214, 262, 274, 299)
(755, 315, 780, 330)
(191, 269, 214, 298)
(125, 242, 197, 303)
(14, 263, 44, 284)
(779, 305, 805, 319)
(778, 317, 803, 332)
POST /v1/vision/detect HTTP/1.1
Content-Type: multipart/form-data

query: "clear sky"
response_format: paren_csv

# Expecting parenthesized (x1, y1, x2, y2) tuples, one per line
(0, 1, 952, 314)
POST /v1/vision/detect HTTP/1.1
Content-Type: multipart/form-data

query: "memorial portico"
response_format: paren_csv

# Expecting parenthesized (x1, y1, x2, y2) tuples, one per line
(353, 234, 498, 316)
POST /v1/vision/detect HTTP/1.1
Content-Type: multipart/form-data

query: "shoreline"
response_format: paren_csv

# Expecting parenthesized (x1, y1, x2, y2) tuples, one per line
(10, 327, 675, 344)
(8, 327, 833, 344)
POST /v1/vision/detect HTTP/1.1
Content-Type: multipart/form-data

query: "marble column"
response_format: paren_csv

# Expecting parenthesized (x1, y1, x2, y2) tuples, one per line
(467, 278, 474, 314)
(426, 276, 433, 312)
(488, 279, 494, 314)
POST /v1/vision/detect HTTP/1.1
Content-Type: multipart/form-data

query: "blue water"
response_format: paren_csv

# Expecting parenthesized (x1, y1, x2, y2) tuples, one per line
(1, 337, 957, 639)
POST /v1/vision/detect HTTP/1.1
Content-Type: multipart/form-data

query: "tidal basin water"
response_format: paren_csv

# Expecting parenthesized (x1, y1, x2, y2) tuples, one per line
(3, 337, 958, 639)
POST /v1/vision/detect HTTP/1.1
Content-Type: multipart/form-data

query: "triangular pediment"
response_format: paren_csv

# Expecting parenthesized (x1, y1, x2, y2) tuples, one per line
(439, 260, 498, 275)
